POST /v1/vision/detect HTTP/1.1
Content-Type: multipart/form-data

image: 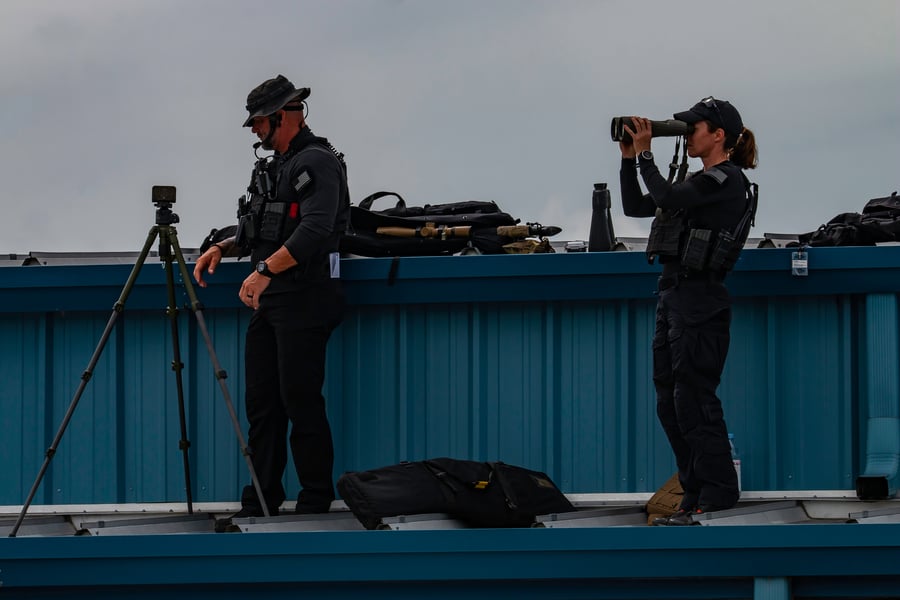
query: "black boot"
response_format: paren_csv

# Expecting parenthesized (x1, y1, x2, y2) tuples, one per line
(214, 505, 279, 533)
(652, 508, 693, 526)
(664, 508, 701, 526)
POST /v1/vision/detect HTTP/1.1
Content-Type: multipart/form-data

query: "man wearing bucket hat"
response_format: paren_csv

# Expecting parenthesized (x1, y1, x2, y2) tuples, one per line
(618, 97, 759, 526)
(194, 75, 350, 529)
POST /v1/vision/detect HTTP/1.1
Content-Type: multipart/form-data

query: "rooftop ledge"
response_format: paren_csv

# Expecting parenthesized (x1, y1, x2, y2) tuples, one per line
(2, 246, 900, 312)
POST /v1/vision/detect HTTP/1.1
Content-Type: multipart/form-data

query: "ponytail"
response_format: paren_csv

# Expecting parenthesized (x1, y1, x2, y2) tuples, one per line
(728, 127, 758, 170)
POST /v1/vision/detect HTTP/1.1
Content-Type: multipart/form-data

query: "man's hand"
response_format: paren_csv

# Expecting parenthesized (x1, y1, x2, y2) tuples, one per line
(239, 271, 271, 310)
(193, 246, 223, 288)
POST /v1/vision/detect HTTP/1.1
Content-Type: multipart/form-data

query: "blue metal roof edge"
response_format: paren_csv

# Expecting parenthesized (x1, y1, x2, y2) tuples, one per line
(3, 246, 900, 312)
(2, 524, 900, 598)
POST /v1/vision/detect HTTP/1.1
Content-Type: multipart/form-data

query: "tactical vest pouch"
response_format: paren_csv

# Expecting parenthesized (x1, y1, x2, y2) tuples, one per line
(233, 193, 264, 251)
(259, 202, 287, 242)
(707, 230, 740, 271)
(707, 176, 759, 266)
(234, 212, 257, 249)
(681, 228, 713, 271)
(646, 210, 683, 262)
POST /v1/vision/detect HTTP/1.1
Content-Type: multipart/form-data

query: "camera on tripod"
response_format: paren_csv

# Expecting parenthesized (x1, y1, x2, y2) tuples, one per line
(610, 117, 693, 143)
(152, 185, 177, 206)
(152, 185, 179, 226)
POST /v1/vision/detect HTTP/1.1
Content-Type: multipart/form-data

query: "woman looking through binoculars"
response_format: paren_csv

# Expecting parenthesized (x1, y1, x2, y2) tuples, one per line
(618, 97, 758, 526)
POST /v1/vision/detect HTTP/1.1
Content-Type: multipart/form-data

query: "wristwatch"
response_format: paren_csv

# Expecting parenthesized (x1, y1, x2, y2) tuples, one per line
(255, 260, 275, 277)
(638, 150, 654, 162)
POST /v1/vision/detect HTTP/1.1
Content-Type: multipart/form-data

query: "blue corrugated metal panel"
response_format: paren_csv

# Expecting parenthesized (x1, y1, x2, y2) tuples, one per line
(857, 293, 900, 497)
(337, 299, 668, 492)
(190, 308, 249, 503)
(0, 314, 49, 502)
(2, 524, 900, 599)
(723, 296, 857, 491)
(120, 311, 190, 503)
(47, 313, 120, 504)
(2, 247, 900, 505)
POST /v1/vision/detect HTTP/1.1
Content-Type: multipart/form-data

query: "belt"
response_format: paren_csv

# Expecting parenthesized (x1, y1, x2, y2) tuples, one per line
(658, 270, 725, 292)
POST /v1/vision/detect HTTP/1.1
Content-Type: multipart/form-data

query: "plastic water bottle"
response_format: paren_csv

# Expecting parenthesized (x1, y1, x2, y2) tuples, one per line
(728, 433, 742, 493)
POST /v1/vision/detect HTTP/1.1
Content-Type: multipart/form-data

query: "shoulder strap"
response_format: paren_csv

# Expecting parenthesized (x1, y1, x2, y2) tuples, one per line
(728, 174, 759, 241)
(296, 143, 344, 168)
(285, 135, 347, 175)
(359, 191, 407, 212)
(742, 173, 759, 228)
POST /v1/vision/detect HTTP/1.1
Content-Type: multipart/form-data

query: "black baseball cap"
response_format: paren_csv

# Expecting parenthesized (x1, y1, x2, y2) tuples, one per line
(242, 74, 310, 127)
(674, 96, 743, 137)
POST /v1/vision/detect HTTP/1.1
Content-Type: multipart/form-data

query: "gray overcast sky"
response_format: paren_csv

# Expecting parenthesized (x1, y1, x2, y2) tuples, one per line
(1, 0, 897, 253)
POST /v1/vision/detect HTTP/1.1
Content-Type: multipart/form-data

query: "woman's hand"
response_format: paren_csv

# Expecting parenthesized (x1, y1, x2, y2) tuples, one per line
(623, 116, 653, 154)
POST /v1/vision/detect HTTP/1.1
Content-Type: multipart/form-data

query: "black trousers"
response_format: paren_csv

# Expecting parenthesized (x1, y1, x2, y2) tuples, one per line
(240, 280, 344, 512)
(652, 277, 739, 510)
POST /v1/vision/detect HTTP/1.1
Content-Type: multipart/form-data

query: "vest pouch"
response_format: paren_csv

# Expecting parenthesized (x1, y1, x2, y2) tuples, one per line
(681, 228, 712, 271)
(235, 212, 258, 248)
(260, 203, 287, 242)
(707, 230, 740, 272)
(646, 211, 683, 263)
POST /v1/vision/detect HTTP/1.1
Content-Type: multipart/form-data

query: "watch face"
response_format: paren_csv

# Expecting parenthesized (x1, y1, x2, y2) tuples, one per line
(257, 262, 266, 273)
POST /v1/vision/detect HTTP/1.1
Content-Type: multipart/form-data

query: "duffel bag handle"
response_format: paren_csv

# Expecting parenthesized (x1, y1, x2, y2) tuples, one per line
(359, 191, 406, 212)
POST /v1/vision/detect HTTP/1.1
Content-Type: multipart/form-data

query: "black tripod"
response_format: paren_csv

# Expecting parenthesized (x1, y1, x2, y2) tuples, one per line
(9, 189, 269, 537)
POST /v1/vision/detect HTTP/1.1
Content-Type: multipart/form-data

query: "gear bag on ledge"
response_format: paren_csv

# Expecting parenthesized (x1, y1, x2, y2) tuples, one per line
(798, 191, 900, 247)
(339, 191, 561, 257)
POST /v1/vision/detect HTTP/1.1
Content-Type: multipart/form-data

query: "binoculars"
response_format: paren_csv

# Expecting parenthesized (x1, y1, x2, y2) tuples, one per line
(610, 117, 693, 143)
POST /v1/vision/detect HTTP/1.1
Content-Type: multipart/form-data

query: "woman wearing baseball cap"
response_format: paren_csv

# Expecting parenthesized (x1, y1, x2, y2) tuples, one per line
(618, 97, 758, 526)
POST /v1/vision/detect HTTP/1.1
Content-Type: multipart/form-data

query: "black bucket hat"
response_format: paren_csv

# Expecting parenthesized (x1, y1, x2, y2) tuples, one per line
(673, 96, 743, 137)
(242, 74, 310, 127)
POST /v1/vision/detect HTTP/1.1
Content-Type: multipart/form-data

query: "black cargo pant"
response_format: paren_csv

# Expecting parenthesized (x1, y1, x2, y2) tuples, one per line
(652, 277, 739, 511)
(240, 279, 344, 513)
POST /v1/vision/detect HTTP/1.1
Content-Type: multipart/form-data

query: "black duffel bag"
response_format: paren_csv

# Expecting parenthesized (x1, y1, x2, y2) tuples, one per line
(340, 192, 521, 257)
(336, 458, 576, 529)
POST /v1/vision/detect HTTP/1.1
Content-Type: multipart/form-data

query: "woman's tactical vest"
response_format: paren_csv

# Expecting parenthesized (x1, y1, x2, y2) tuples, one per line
(646, 170, 758, 273)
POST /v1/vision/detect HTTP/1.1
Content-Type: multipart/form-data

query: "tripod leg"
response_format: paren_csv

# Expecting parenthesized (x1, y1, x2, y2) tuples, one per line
(160, 227, 194, 514)
(168, 229, 271, 517)
(9, 227, 159, 537)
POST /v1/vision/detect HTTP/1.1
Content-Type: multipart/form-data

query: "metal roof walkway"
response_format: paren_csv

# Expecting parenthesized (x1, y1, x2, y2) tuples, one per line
(3, 493, 900, 600)
(4, 491, 900, 537)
